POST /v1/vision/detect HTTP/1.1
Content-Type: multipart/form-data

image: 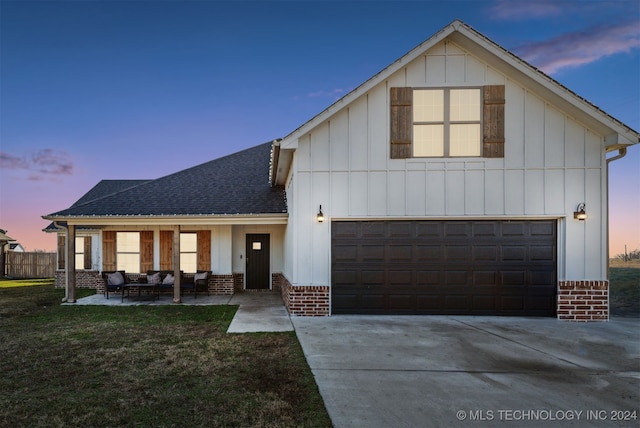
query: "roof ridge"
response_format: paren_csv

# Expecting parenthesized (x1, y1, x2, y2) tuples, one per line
(69, 179, 152, 208)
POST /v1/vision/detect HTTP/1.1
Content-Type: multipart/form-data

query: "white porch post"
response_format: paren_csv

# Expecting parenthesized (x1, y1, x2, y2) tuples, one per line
(65, 225, 76, 303)
(172, 225, 181, 303)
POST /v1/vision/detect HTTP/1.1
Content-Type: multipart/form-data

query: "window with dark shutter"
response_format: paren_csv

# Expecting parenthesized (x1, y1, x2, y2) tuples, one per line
(160, 230, 173, 270)
(84, 236, 92, 270)
(102, 231, 116, 271)
(140, 231, 154, 272)
(390, 87, 413, 159)
(390, 85, 505, 159)
(197, 230, 211, 271)
(482, 85, 505, 157)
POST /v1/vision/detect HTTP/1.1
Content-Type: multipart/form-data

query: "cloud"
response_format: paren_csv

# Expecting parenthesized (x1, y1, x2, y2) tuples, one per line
(490, 0, 564, 20)
(0, 152, 29, 170)
(516, 21, 640, 74)
(31, 149, 74, 175)
(0, 149, 74, 179)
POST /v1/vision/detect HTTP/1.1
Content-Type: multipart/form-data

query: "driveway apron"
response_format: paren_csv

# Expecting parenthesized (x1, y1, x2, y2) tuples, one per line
(291, 316, 640, 428)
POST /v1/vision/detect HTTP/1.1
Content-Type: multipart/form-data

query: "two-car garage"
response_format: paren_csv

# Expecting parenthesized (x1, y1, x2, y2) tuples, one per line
(331, 220, 557, 316)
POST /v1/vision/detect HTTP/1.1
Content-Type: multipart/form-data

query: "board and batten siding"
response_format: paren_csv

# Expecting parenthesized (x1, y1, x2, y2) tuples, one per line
(287, 39, 606, 287)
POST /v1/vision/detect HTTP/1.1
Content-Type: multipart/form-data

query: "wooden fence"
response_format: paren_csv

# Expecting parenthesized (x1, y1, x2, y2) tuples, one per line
(5, 252, 56, 279)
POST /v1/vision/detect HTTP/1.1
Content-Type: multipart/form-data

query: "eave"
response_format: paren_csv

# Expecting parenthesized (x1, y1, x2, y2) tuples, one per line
(42, 213, 289, 227)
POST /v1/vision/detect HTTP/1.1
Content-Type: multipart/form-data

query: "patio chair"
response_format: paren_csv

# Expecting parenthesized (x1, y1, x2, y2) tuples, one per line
(102, 270, 126, 299)
(181, 270, 210, 298)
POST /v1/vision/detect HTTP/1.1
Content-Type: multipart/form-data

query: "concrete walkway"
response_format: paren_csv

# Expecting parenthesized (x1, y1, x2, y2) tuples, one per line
(226, 292, 294, 333)
(66, 291, 293, 333)
(291, 315, 640, 428)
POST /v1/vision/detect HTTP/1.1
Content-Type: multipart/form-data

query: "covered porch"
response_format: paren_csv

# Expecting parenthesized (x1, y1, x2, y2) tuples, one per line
(51, 220, 287, 304)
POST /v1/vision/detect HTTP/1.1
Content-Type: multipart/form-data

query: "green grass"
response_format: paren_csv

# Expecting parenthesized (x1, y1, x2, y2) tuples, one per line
(0, 278, 55, 288)
(609, 267, 640, 318)
(0, 284, 331, 428)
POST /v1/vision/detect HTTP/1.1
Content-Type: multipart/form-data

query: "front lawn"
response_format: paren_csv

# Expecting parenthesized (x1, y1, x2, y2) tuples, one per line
(0, 284, 331, 427)
(610, 264, 640, 318)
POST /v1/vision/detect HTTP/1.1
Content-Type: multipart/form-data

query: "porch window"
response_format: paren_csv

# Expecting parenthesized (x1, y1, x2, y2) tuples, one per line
(74, 236, 92, 270)
(116, 232, 140, 273)
(75, 237, 85, 270)
(180, 233, 197, 272)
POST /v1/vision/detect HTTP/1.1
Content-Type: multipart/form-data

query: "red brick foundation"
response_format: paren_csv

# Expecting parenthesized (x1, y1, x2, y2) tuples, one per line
(55, 270, 101, 289)
(280, 275, 329, 316)
(558, 280, 609, 321)
(209, 274, 234, 295)
(56, 270, 235, 296)
(233, 273, 244, 292)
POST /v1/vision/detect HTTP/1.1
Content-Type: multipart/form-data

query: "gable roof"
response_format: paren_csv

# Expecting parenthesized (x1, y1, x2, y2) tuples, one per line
(43, 142, 287, 221)
(272, 20, 639, 184)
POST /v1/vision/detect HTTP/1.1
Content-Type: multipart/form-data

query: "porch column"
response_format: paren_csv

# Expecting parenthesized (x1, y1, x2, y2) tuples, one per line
(65, 225, 76, 303)
(172, 226, 181, 303)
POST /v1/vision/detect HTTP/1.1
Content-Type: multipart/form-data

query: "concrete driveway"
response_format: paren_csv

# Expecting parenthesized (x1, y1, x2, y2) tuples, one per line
(291, 316, 640, 428)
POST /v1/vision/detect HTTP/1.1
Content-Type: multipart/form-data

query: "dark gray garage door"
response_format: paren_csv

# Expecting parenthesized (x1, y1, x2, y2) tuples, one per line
(331, 220, 557, 316)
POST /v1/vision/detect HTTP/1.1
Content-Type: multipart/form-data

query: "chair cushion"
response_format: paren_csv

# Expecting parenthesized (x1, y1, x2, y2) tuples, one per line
(107, 272, 125, 286)
(194, 272, 208, 281)
(162, 273, 174, 285)
(147, 273, 161, 285)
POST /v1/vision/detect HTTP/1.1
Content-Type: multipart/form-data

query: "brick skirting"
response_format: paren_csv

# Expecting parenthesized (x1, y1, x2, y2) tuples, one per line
(209, 274, 234, 295)
(56, 270, 234, 296)
(233, 273, 244, 292)
(558, 280, 609, 321)
(55, 270, 101, 289)
(279, 274, 329, 316)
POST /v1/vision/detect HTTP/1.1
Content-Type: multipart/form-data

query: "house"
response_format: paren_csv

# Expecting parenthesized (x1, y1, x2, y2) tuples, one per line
(9, 243, 25, 252)
(44, 20, 639, 321)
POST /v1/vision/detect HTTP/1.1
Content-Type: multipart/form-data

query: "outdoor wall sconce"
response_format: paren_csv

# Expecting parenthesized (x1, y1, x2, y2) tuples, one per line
(573, 203, 587, 221)
(316, 205, 325, 223)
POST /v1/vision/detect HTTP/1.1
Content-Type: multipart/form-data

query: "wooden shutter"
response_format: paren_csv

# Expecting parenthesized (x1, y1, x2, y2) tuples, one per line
(390, 87, 413, 159)
(140, 231, 154, 273)
(160, 230, 173, 270)
(483, 85, 505, 158)
(57, 235, 65, 270)
(84, 236, 92, 270)
(197, 230, 211, 271)
(102, 231, 116, 271)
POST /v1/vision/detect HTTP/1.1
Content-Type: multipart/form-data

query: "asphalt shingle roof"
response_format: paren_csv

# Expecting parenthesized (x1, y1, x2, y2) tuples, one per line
(46, 142, 287, 218)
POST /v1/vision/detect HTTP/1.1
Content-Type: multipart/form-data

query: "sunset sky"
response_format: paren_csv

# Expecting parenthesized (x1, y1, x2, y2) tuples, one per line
(1, 0, 638, 256)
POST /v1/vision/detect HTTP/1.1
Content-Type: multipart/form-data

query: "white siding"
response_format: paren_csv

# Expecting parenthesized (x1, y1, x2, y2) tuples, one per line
(286, 39, 607, 286)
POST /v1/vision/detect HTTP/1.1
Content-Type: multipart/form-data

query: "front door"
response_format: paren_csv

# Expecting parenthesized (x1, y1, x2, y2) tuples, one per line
(246, 234, 270, 289)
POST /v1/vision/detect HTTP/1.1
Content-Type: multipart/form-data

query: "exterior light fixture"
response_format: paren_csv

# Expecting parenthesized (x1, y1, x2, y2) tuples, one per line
(316, 205, 325, 223)
(573, 203, 587, 221)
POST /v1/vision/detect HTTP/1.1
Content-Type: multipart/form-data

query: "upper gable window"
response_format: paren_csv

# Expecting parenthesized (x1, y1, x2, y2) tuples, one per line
(413, 88, 481, 157)
(390, 85, 504, 159)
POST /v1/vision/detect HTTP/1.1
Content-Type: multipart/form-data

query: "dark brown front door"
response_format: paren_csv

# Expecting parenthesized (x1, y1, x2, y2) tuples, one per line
(332, 220, 557, 316)
(246, 234, 270, 289)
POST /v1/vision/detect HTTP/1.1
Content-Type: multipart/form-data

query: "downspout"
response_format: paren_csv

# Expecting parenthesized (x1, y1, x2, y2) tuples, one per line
(604, 146, 629, 280)
(606, 147, 627, 164)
